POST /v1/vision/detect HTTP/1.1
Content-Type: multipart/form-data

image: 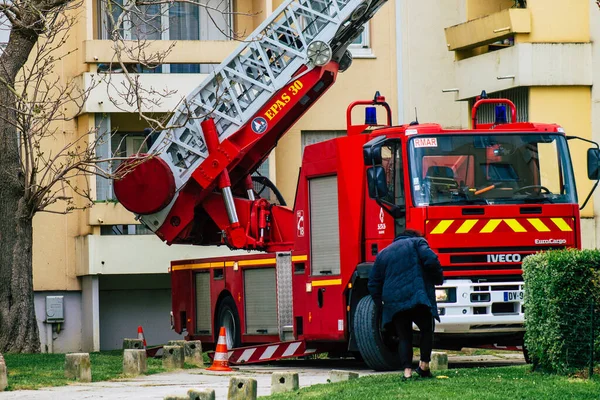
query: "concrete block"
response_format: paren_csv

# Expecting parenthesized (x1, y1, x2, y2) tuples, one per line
(329, 370, 358, 383)
(188, 388, 215, 400)
(0, 353, 7, 391)
(430, 352, 448, 371)
(227, 377, 257, 400)
(123, 338, 144, 350)
(271, 372, 299, 394)
(163, 346, 185, 370)
(167, 340, 204, 367)
(64, 353, 92, 382)
(183, 341, 204, 367)
(123, 349, 147, 376)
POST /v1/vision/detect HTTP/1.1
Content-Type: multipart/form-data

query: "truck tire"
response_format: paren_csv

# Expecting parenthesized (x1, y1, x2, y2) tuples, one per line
(215, 296, 241, 349)
(353, 296, 402, 371)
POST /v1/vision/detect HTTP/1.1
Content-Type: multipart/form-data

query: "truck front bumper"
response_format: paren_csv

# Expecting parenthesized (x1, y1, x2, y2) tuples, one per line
(435, 279, 525, 335)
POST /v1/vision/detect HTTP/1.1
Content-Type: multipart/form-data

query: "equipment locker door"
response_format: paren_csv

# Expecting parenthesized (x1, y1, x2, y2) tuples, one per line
(304, 175, 346, 339)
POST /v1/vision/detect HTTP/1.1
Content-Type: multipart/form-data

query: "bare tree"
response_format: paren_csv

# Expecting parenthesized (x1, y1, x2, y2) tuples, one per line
(0, 0, 253, 352)
(0, 0, 94, 353)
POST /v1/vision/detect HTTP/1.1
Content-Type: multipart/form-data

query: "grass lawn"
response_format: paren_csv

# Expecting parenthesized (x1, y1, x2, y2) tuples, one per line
(264, 365, 600, 400)
(2, 350, 203, 391)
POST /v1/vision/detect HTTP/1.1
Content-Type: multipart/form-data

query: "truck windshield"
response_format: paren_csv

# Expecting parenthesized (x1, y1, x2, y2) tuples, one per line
(408, 134, 577, 206)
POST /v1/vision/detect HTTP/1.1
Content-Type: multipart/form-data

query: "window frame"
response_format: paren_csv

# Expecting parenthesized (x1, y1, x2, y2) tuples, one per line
(348, 22, 374, 58)
(99, 0, 233, 45)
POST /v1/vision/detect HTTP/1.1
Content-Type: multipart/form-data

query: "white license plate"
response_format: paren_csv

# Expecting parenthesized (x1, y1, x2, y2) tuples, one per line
(503, 291, 524, 302)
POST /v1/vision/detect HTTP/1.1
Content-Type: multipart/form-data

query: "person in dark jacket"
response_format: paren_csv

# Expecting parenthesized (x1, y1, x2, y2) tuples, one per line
(368, 229, 444, 379)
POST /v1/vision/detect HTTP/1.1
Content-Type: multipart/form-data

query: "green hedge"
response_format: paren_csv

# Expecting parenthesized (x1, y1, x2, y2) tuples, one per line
(522, 249, 600, 374)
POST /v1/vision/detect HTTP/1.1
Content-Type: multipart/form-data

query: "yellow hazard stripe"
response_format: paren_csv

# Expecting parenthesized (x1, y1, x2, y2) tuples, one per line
(238, 258, 276, 266)
(292, 255, 308, 262)
(480, 219, 502, 233)
(456, 219, 478, 234)
(504, 219, 527, 233)
(311, 279, 342, 287)
(427, 218, 572, 235)
(172, 262, 225, 271)
(431, 220, 454, 234)
(173, 257, 283, 271)
(551, 218, 572, 232)
(528, 218, 550, 232)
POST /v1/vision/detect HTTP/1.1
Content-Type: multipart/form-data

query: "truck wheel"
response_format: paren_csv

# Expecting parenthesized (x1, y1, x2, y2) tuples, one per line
(353, 296, 402, 371)
(215, 296, 241, 349)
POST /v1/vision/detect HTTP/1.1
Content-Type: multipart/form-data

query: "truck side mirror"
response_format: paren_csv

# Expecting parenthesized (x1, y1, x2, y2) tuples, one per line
(367, 166, 388, 199)
(363, 136, 386, 165)
(587, 148, 600, 180)
(363, 145, 383, 165)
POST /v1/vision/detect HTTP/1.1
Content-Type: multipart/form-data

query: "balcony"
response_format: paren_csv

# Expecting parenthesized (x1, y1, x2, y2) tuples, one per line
(79, 72, 209, 113)
(78, 40, 240, 113)
(444, 8, 530, 52)
(84, 40, 238, 64)
(453, 43, 592, 100)
(89, 202, 137, 226)
(77, 234, 248, 275)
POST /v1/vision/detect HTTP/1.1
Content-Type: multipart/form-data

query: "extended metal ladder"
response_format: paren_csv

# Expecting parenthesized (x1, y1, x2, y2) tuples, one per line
(148, 0, 387, 190)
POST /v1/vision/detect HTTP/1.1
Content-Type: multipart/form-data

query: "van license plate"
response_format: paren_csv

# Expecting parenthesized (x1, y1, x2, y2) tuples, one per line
(503, 291, 524, 301)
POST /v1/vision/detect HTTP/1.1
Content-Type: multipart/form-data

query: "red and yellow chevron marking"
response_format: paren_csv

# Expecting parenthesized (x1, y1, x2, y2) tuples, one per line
(427, 218, 573, 234)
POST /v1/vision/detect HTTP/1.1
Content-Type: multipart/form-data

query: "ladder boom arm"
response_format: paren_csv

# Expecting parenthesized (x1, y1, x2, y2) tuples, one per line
(113, 0, 387, 250)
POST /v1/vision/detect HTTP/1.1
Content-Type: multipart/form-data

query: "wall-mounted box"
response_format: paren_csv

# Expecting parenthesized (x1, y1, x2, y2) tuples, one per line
(46, 296, 64, 323)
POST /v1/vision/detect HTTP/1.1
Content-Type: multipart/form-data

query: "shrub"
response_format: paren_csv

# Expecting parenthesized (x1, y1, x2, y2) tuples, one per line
(522, 249, 600, 374)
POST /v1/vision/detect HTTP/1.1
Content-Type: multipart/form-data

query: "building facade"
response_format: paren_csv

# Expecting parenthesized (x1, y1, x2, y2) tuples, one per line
(440, 0, 597, 248)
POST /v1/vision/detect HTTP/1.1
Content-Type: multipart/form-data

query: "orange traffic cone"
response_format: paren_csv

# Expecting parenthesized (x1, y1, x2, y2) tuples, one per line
(137, 326, 147, 349)
(207, 327, 232, 371)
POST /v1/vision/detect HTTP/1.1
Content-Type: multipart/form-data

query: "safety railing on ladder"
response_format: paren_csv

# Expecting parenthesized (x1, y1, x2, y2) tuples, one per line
(147, 0, 387, 193)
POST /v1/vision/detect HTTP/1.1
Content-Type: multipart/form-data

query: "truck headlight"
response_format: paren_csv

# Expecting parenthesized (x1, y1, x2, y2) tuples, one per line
(435, 288, 456, 303)
(436, 289, 449, 302)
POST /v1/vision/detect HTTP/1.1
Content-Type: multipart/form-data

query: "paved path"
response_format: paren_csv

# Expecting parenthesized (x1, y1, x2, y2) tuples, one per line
(0, 354, 525, 400)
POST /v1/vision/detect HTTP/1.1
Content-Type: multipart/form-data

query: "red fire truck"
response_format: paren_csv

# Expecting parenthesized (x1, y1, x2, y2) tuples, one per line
(113, 0, 600, 370)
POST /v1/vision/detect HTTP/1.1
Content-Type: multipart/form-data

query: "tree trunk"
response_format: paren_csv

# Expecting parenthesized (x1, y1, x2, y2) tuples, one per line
(0, 199, 38, 353)
(0, 28, 41, 353)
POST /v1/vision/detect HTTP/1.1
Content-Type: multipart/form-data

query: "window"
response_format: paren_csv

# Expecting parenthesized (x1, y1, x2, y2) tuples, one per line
(408, 134, 577, 206)
(0, 14, 9, 54)
(99, 0, 232, 73)
(380, 140, 406, 234)
(95, 114, 151, 201)
(100, 225, 153, 235)
(469, 87, 529, 124)
(100, 0, 231, 40)
(381, 141, 405, 208)
(301, 130, 345, 155)
(348, 22, 373, 58)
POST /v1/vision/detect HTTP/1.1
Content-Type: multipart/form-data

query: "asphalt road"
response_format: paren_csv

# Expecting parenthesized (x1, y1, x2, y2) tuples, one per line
(0, 353, 525, 400)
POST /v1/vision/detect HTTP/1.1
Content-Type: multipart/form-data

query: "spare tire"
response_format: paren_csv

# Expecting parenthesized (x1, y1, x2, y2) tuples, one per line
(353, 296, 402, 371)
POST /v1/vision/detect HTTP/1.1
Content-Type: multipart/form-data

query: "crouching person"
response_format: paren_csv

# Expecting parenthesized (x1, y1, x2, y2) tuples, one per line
(368, 230, 444, 380)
